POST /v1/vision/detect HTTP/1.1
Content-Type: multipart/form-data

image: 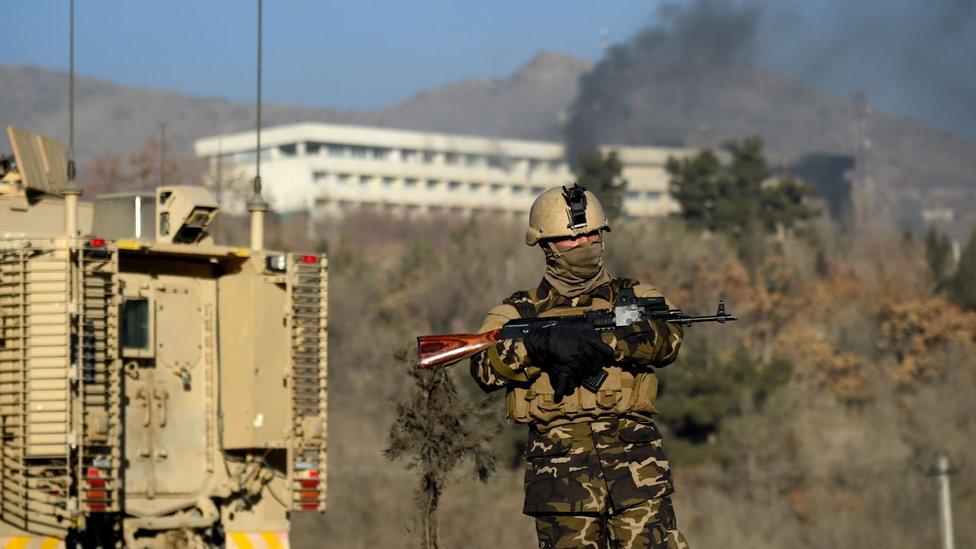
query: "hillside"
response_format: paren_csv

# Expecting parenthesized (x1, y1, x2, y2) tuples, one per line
(0, 51, 591, 163)
(2, 50, 974, 232)
(368, 51, 591, 140)
(570, 57, 976, 190)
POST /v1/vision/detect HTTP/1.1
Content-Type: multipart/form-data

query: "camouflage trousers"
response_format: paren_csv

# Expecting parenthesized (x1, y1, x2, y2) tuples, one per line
(534, 497, 689, 549)
(523, 417, 688, 548)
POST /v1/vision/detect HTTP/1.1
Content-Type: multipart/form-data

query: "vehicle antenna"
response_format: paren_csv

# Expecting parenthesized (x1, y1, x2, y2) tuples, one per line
(248, 0, 269, 250)
(64, 0, 81, 237)
(158, 122, 166, 186)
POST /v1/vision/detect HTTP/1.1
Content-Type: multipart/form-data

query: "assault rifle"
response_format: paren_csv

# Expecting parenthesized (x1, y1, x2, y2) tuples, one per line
(417, 290, 737, 391)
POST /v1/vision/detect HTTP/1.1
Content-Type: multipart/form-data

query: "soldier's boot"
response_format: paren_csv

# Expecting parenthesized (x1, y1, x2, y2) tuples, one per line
(607, 497, 689, 549)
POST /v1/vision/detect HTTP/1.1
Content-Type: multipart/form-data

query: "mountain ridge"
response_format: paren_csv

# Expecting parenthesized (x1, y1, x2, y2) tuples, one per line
(1, 51, 974, 233)
(0, 51, 592, 162)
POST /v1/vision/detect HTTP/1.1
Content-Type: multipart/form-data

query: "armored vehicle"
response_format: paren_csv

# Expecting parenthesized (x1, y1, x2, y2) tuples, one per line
(0, 126, 327, 547)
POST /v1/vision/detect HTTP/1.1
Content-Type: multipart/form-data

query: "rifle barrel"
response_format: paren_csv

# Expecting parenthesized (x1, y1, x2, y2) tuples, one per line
(676, 314, 738, 325)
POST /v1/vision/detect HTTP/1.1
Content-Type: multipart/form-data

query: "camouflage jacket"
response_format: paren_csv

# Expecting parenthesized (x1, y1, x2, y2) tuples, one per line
(469, 276, 683, 427)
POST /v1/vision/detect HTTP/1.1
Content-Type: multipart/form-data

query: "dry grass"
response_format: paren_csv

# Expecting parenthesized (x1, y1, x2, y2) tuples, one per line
(218, 212, 975, 548)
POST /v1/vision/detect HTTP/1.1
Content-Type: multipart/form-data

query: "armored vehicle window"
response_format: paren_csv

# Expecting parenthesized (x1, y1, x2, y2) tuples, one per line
(122, 299, 150, 350)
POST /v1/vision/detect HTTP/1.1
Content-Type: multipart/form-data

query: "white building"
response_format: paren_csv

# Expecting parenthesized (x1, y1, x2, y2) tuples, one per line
(194, 122, 690, 218)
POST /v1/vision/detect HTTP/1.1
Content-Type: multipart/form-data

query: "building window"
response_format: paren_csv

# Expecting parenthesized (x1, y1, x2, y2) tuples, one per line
(426, 179, 439, 189)
(351, 146, 369, 159)
(448, 181, 461, 190)
(625, 191, 640, 200)
(372, 147, 391, 160)
(401, 149, 417, 162)
(423, 151, 437, 164)
(444, 152, 459, 165)
(645, 191, 662, 200)
(359, 175, 372, 186)
(528, 159, 542, 171)
(405, 178, 418, 188)
(487, 155, 505, 169)
(382, 177, 395, 187)
(337, 174, 350, 185)
(548, 159, 562, 172)
(512, 186, 524, 195)
(305, 142, 322, 155)
(279, 144, 297, 157)
(327, 144, 346, 157)
(313, 170, 328, 182)
(490, 183, 502, 194)
(465, 154, 480, 166)
(530, 186, 545, 195)
(468, 182, 482, 192)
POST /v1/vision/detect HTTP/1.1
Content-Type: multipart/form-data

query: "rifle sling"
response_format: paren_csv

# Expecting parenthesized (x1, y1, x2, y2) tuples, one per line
(488, 344, 530, 382)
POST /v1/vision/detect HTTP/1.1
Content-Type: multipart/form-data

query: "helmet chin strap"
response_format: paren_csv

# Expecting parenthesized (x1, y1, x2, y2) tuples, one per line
(542, 240, 563, 260)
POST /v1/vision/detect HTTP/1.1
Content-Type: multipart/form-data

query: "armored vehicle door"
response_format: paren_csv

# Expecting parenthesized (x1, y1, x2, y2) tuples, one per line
(120, 273, 215, 512)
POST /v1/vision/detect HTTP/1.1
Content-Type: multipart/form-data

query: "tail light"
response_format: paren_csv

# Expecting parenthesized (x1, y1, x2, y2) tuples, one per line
(295, 468, 323, 510)
(84, 466, 109, 511)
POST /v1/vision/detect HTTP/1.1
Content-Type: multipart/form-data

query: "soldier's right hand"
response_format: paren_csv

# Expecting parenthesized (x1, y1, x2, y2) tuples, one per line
(524, 325, 614, 385)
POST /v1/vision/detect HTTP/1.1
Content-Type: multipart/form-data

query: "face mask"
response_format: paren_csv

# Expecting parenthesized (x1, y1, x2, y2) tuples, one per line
(543, 241, 610, 297)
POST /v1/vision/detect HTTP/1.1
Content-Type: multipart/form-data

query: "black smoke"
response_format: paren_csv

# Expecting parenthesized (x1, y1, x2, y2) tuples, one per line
(758, 0, 976, 142)
(565, 0, 976, 162)
(788, 154, 855, 221)
(565, 0, 764, 162)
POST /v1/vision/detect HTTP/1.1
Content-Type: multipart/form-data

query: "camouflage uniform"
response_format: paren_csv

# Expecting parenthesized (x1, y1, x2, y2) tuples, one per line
(471, 277, 689, 549)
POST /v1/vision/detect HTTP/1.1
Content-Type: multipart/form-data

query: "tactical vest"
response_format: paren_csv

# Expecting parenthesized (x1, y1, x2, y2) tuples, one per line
(503, 277, 660, 427)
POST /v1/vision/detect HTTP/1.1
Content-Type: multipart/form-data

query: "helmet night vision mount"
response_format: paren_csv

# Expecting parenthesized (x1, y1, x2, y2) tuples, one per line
(563, 183, 589, 229)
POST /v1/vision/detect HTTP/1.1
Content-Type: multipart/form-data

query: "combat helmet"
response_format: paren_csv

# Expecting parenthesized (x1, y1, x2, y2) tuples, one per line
(525, 183, 610, 245)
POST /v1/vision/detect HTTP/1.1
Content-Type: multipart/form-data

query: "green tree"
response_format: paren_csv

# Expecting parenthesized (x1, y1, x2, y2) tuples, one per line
(666, 137, 818, 256)
(573, 149, 627, 223)
(386, 354, 497, 549)
(761, 175, 818, 233)
(924, 226, 954, 291)
(949, 227, 976, 310)
(656, 345, 792, 465)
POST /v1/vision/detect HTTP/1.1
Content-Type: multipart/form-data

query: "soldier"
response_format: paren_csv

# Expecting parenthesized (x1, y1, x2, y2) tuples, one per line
(470, 184, 689, 549)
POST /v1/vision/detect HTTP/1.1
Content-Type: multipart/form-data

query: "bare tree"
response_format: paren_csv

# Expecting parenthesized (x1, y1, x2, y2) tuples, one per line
(386, 351, 497, 549)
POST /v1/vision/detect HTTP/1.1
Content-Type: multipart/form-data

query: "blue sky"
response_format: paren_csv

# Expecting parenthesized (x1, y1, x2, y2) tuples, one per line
(3, 1, 973, 141)
(0, 0, 655, 109)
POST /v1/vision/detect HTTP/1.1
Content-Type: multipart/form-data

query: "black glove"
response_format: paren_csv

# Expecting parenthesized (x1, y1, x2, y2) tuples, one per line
(523, 324, 614, 399)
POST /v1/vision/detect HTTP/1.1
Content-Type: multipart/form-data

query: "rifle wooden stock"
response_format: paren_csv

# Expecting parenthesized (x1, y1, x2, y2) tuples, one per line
(417, 329, 501, 369)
